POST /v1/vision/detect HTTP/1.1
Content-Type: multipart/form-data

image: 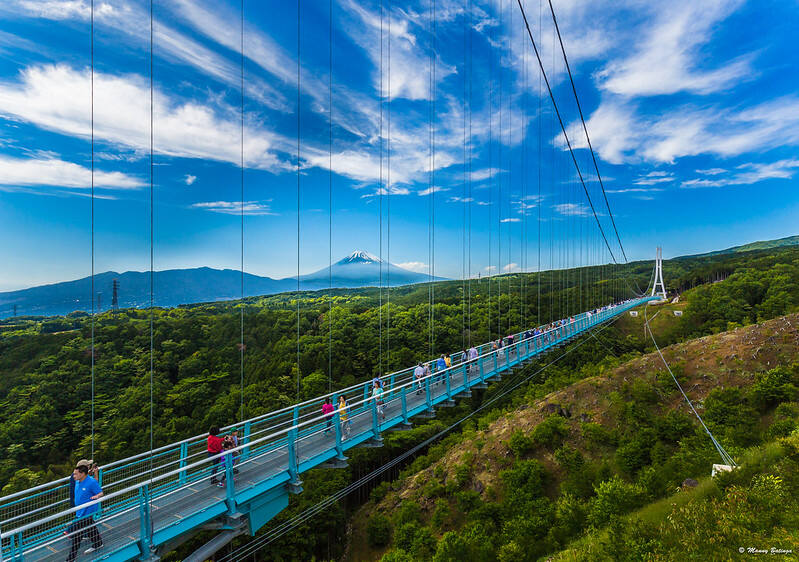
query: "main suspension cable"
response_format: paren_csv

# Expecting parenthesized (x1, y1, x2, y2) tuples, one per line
(514, 0, 617, 265)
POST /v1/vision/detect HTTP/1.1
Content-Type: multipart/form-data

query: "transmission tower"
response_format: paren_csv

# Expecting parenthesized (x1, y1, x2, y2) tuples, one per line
(112, 279, 120, 312)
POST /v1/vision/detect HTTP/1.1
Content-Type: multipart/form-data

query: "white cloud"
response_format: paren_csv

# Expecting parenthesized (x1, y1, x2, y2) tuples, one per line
(0, 153, 143, 190)
(341, 0, 455, 101)
(16, 0, 113, 20)
(633, 172, 674, 186)
(0, 64, 286, 170)
(183, 174, 197, 186)
(681, 159, 799, 189)
(553, 203, 592, 217)
(10, 0, 287, 111)
(570, 96, 799, 164)
(191, 200, 276, 216)
(502, 262, 518, 272)
(418, 186, 449, 196)
(484, 265, 497, 272)
(598, 0, 752, 96)
(448, 196, 474, 203)
(396, 261, 428, 273)
(696, 168, 726, 175)
(470, 167, 504, 182)
(605, 187, 664, 194)
(500, 217, 520, 223)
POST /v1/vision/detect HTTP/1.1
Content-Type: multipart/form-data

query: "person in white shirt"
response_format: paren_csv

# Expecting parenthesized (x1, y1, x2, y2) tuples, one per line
(413, 363, 424, 395)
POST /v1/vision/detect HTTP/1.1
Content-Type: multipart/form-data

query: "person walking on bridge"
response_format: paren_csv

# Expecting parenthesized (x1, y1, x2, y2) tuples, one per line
(322, 397, 335, 433)
(338, 395, 351, 439)
(207, 426, 225, 485)
(372, 381, 386, 421)
(467, 345, 478, 374)
(413, 363, 424, 395)
(436, 354, 447, 385)
(65, 464, 103, 561)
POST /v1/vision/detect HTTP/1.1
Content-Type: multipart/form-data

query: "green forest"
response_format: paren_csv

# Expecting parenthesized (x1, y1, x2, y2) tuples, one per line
(1, 245, 799, 560)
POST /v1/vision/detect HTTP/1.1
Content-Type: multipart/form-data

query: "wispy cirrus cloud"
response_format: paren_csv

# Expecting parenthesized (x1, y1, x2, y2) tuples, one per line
(681, 159, 799, 189)
(191, 200, 276, 216)
(598, 0, 752, 96)
(553, 202, 592, 217)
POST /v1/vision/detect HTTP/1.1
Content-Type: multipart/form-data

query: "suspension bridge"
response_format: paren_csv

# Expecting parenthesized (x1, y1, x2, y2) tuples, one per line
(0, 296, 658, 562)
(0, 0, 683, 559)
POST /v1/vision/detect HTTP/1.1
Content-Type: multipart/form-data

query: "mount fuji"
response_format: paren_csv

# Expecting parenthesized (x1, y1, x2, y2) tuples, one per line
(0, 251, 446, 318)
(297, 250, 446, 289)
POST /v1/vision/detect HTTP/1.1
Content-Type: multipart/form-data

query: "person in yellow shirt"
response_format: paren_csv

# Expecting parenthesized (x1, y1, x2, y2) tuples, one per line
(338, 395, 351, 439)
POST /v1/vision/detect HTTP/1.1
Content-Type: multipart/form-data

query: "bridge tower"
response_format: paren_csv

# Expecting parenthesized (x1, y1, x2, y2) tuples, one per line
(651, 246, 667, 299)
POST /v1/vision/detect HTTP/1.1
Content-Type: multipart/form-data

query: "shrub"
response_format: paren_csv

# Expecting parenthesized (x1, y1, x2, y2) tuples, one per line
(455, 490, 482, 513)
(423, 479, 445, 498)
(628, 378, 659, 404)
(454, 463, 471, 488)
(767, 418, 797, 440)
(431, 499, 451, 530)
(394, 500, 422, 526)
(588, 476, 646, 527)
(581, 422, 617, 448)
(656, 410, 694, 443)
(507, 429, 535, 458)
(393, 522, 419, 552)
(380, 549, 414, 562)
(750, 366, 798, 412)
(615, 429, 657, 475)
(531, 416, 569, 449)
(371, 481, 390, 503)
(367, 513, 392, 548)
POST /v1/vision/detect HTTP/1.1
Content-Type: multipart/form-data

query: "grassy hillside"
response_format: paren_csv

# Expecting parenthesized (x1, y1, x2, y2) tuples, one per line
(350, 313, 799, 561)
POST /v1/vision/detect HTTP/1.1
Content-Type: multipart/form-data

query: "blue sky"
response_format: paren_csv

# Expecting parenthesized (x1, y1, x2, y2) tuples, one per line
(0, 0, 797, 292)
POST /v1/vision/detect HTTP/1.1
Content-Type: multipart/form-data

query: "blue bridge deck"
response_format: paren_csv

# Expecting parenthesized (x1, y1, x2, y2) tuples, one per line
(0, 297, 655, 561)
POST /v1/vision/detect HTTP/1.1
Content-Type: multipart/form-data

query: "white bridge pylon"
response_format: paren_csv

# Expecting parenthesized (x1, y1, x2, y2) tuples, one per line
(651, 246, 667, 299)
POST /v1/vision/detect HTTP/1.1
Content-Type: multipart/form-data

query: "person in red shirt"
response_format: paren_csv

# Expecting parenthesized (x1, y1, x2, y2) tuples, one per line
(322, 398, 334, 434)
(207, 426, 225, 484)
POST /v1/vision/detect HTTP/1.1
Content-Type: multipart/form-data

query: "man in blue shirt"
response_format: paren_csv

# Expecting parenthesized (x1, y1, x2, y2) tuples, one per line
(65, 464, 104, 561)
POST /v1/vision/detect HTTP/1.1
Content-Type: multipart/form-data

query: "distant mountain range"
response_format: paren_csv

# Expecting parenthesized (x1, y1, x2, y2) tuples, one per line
(0, 251, 446, 319)
(679, 234, 799, 259)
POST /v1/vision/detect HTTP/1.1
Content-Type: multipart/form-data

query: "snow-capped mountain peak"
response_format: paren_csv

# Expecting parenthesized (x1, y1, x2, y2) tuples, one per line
(338, 250, 383, 265)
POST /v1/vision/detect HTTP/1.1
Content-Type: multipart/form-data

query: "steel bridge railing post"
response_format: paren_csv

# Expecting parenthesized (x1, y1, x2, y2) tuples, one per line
(138, 484, 153, 560)
(425, 376, 432, 412)
(492, 350, 498, 378)
(445, 367, 452, 399)
(287, 407, 301, 487)
(242, 421, 252, 460)
(178, 441, 188, 485)
(224, 454, 236, 514)
(463, 362, 469, 389)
